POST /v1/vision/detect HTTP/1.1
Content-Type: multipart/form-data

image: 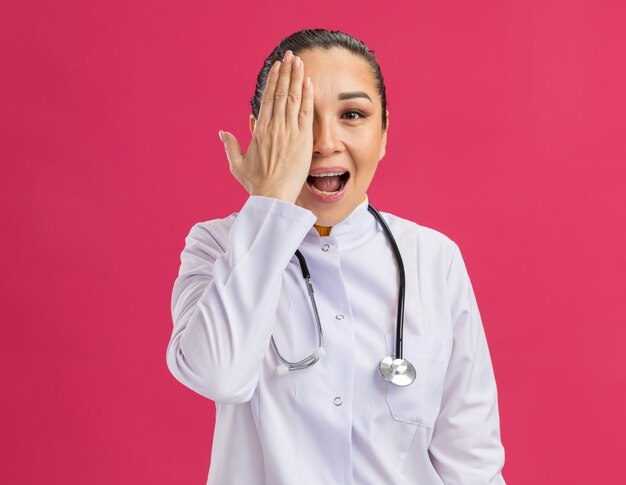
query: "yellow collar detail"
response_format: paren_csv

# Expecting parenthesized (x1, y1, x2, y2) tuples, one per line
(313, 195, 367, 237)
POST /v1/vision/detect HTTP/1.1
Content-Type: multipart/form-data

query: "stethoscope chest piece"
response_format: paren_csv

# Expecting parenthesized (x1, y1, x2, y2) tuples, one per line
(379, 356, 416, 387)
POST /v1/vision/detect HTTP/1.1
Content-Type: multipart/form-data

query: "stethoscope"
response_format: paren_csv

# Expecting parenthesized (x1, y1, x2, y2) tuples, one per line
(270, 204, 416, 387)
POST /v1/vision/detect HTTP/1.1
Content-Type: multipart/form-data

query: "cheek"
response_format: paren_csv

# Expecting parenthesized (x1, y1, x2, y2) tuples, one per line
(351, 127, 383, 153)
(344, 124, 385, 172)
(353, 139, 383, 168)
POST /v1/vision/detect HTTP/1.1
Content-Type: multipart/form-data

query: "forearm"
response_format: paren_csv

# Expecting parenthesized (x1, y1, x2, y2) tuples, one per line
(166, 196, 317, 403)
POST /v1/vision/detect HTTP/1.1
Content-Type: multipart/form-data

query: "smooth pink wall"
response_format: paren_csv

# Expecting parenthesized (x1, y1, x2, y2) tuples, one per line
(2, 1, 625, 483)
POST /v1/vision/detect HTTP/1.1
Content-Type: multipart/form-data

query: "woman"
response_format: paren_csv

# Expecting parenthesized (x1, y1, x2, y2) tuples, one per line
(167, 29, 506, 484)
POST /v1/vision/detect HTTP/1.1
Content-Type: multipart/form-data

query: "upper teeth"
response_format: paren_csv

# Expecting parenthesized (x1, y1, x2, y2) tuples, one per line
(310, 172, 347, 177)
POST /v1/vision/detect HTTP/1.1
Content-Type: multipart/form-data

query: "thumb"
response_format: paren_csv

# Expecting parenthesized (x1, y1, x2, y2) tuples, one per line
(219, 130, 244, 167)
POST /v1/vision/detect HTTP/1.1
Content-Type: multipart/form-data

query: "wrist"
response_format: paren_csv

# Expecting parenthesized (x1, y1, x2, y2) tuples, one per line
(250, 187, 299, 205)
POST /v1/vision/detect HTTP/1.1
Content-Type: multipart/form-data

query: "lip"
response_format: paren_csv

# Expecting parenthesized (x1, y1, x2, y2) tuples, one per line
(305, 166, 350, 203)
(307, 166, 350, 176)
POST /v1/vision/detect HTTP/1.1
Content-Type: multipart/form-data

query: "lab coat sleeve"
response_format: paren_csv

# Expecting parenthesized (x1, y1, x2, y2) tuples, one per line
(428, 244, 506, 484)
(166, 196, 317, 404)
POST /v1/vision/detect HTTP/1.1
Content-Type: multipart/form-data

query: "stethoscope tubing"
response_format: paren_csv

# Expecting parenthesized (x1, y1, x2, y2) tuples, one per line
(367, 204, 406, 360)
(271, 203, 409, 378)
(270, 251, 324, 370)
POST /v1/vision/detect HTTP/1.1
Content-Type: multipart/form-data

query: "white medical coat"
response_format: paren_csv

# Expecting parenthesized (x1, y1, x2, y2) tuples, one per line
(167, 195, 506, 485)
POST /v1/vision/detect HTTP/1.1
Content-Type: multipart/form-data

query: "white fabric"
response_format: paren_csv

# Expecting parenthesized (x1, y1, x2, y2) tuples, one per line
(167, 195, 506, 485)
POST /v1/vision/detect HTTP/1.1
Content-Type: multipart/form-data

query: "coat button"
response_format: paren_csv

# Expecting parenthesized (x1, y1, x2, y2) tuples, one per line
(333, 397, 343, 406)
(335, 314, 344, 320)
(321, 244, 330, 252)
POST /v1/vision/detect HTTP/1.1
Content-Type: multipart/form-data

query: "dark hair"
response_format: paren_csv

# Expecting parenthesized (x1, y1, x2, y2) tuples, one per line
(251, 28, 388, 130)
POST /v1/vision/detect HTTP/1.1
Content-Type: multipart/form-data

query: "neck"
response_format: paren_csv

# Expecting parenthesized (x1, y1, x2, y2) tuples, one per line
(314, 195, 367, 237)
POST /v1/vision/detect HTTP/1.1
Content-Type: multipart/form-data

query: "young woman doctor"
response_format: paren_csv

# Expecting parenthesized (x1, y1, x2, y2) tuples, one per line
(166, 29, 506, 484)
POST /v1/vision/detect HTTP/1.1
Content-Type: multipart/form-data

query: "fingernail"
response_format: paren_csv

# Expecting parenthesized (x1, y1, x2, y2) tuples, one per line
(305, 76, 311, 88)
(218, 130, 224, 142)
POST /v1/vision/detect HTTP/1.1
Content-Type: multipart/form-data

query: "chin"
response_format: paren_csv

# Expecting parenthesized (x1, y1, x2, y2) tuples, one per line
(310, 203, 354, 227)
(296, 186, 361, 227)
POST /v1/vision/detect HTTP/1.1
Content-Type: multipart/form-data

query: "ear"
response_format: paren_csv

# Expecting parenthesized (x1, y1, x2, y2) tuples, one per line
(379, 110, 389, 160)
(249, 115, 256, 135)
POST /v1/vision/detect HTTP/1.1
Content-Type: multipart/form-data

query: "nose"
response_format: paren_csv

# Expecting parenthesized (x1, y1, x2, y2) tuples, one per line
(312, 116, 342, 158)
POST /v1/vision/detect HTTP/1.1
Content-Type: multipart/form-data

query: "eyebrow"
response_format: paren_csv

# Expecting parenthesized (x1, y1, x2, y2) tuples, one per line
(337, 91, 372, 102)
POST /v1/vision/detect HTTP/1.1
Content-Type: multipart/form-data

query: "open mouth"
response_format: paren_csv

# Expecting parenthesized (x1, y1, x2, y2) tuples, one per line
(306, 171, 350, 195)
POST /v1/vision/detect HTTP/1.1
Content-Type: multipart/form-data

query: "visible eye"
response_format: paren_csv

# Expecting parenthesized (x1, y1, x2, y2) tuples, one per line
(342, 110, 366, 121)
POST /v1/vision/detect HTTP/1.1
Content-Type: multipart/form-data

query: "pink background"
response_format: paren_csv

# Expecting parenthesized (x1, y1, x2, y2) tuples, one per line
(2, 1, 625, 483)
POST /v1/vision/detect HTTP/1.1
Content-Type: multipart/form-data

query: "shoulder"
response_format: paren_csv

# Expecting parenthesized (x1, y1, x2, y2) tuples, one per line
(183, 212, 238, 254)
(372, 208, 460, 281)
(379, 211, 477, 308)
(193, 212, 238, 237)
(380, 210, 460, 270)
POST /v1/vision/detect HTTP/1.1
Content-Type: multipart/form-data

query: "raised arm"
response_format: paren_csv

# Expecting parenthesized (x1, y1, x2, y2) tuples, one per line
(166, 197, 316, 403)
(166, 50, 316, 403)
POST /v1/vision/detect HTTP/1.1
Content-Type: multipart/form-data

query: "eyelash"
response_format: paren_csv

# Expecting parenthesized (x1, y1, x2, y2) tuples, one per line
(342, 110, 366, 120)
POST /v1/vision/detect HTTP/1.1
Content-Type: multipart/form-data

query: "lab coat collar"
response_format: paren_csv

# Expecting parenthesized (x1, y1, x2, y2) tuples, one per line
(304, 194, 376, 247)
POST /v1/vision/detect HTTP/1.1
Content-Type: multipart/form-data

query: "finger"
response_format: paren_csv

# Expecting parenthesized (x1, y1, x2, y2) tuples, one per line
(271, 50, 294, 124)
(286, 55, 305, 125)
(298, 76, 314, 132)
(257, 60, 281, 125)
(219, 130, 244, 169)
